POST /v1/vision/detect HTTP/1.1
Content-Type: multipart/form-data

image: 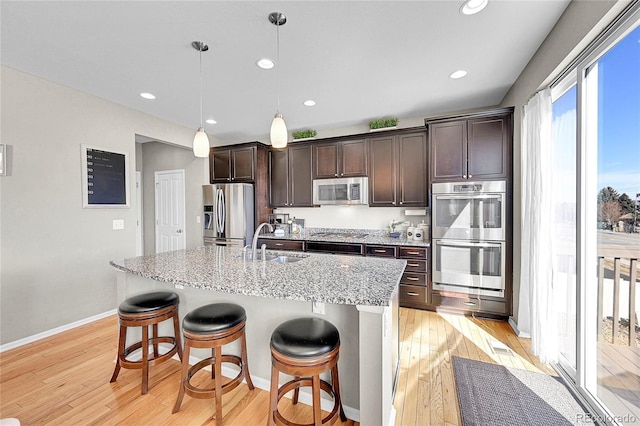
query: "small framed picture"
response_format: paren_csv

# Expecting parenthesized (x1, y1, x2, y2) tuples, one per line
(0, 144, 5, 176)
(81, 144, 130, 208)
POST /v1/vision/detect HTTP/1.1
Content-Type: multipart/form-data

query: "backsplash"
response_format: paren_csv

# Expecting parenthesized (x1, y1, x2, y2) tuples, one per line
(274, 205, 428, 230)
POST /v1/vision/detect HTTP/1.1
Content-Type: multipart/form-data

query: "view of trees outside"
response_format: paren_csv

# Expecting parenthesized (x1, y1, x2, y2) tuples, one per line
(597, 186, 639, 232)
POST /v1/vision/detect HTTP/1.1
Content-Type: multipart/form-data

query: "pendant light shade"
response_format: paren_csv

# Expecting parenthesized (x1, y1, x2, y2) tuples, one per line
(192, 41, 210, 158)
(269, 12, 288, 148)
(270, 113, 288, 148)
(193, 127, 210, 157)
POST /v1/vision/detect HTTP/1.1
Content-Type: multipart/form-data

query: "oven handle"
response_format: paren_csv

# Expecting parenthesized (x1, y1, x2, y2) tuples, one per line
(435, 240, 502, 249)
(434, 194, 503, 200)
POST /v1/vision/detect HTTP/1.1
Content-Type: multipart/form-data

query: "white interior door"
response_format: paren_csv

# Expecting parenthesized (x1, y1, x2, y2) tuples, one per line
(155, 169, 186, 253)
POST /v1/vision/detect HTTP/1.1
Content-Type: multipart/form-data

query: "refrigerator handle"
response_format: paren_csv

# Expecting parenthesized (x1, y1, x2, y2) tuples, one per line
(217, 188, 225, 234)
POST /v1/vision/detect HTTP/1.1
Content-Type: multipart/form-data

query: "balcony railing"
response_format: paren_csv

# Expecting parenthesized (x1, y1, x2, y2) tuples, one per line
(597, 246, 639, 346)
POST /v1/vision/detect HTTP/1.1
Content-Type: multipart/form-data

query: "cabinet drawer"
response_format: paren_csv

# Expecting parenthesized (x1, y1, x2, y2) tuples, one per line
(404, 259, 426, 273)
(365, 245, 396, 257)
(257, 238, 304, 251)
(401, 272, 426, 286)
(431, 293, 506, 315)
(306, 241, 364, 256)
(399, 284, 427, 304)
(398, 247, 427, 259)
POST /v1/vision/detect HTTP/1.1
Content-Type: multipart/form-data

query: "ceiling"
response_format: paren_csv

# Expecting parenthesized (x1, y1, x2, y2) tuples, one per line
(1, 1, 570, 144)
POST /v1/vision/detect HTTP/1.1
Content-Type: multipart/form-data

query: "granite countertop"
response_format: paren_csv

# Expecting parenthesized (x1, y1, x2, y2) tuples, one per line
(259, 227, 430, 247)
(110, 245, 406, 306)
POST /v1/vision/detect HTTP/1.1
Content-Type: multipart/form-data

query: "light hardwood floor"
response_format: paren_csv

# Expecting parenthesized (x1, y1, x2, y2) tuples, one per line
(0, 308, 552, 425)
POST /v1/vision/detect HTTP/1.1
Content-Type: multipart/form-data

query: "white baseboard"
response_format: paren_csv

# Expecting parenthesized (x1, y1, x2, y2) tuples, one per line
(508, 316, 531, 338)
(0, 309, 117, 353)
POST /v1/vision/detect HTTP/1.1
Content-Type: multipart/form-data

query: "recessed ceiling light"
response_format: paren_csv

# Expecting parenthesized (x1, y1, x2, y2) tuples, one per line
(303, 100, 316, 107)
(205, 119, 217, 124)
(256, 58, 274, 69)
(461, 0, 488, 15)
(449, 70, 468, 79)
(140, 92, 156, 100)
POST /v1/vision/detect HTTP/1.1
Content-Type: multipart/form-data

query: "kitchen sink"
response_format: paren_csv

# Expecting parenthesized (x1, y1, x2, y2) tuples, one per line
(273, 255, 306, 263)
(234, 253, 279, 261)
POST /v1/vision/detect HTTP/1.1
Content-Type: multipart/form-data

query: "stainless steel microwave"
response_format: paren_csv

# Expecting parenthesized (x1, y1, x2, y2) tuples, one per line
(312, 177, 368, 205)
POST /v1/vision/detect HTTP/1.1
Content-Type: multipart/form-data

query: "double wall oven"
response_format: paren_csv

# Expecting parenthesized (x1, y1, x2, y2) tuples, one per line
(431, 181, 506, 297)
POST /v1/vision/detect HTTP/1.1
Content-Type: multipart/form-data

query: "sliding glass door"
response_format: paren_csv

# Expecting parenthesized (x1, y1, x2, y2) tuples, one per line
(551, 8, 639, 425)
(552, 81, 577, 376)
(582, 22, 640, 425)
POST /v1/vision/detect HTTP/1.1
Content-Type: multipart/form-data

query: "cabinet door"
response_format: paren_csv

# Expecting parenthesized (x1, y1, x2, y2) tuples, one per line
(232, 147, 255, 181)
(313, 143, 339, 179)
(340, 139, 368, 177)
(429, 121, 467, 182)
(368, 136, 397, 206)
(289, 145, 313, 207)
(397, 133, 427, 206)
(211, 149, 232, 181)
(269, 149, 289, 207)
(467, 115, 510, 180)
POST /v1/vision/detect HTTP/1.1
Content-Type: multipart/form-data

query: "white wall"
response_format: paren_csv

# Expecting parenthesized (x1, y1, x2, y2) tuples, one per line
(500, 0, 630, 330)
(0, 66, 207, 344)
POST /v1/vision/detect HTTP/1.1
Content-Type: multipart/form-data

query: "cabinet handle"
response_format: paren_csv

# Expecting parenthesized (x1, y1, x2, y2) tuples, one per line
(407, 292, 419, 296)
(407, 276, 420, 281)
(407, 263, 420, 267)
(275, 243, 284, 246)
(468, 174, 473, 178)
(406, 251, 421, 255)
(374, 249, 388, 253)
(400, 201, 403, 205)
(335, 173, 338, 177)
(463, 301, 477, 306)
(463, 174, 467, 179)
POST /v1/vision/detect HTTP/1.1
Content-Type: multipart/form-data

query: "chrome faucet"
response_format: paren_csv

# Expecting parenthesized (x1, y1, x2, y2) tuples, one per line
(252, 223, 274, 260)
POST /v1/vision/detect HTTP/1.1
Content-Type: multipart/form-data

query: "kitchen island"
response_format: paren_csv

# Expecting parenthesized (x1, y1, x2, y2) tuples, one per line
(111, 245, 405, 425)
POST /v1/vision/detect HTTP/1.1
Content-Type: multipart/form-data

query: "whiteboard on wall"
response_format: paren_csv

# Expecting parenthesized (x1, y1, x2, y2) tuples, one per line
(81, 144, 130, 208)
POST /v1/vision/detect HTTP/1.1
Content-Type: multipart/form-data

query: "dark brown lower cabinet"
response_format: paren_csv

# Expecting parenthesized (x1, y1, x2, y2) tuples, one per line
(257, 238, 305, 251)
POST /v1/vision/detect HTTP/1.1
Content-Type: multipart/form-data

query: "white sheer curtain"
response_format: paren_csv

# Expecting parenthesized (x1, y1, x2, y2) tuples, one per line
(519, 88, 558, 363)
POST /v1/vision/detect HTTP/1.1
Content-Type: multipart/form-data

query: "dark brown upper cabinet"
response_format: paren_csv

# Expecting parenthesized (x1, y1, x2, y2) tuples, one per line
(428, 109, 512, 182)
(269, 144, 313, 208)
(210, 144, 256, 182)
(312, 138, 367, 179)
(369, 131, 427, 207)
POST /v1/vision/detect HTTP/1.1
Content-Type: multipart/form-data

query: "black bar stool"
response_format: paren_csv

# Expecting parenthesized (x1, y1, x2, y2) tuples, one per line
(173, 303, 254, 424)
(268, 317, 347, 426)
(110, 291, 182, 394)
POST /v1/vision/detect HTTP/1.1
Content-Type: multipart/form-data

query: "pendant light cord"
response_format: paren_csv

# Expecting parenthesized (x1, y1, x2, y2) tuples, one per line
(199, 45, 203, 128)
(276, 13, 281, 114)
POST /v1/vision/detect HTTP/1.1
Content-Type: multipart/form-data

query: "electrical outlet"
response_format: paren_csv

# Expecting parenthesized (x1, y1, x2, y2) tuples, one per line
(196, 215, 201, 224)
(112, 219, 124, 230)
(312, 301, 325, 315)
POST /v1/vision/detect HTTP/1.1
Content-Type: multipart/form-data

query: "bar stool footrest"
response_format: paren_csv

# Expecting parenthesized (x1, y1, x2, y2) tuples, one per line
(184, 354, 245, 399)
(274, 378, 340, 426)
(119, 337, 179, 369)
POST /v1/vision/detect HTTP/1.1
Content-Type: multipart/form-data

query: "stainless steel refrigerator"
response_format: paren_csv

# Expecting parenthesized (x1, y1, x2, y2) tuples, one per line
(202, 183, 254, 247)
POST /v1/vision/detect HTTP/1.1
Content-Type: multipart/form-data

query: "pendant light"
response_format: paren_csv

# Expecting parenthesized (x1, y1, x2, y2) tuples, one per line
(192, 41, 210, 157)
(269, 12, 288, 149)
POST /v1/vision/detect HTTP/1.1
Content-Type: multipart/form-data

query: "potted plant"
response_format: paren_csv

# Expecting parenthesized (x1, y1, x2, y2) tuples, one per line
(292, 129, 317, 140)
(369, 117, 398, 131)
